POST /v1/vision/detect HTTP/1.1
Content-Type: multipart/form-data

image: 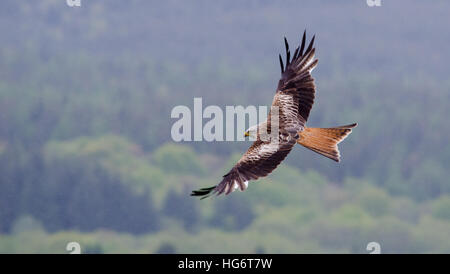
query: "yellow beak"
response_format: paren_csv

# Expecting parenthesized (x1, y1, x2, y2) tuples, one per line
(244, 132, 249, 137)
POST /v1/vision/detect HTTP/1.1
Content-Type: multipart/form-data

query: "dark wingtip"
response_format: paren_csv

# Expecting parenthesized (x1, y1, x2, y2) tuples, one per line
(281, 31, 316, 73)
(191, 186, 216, 199)
(299, 30, 306, 56)
(279, 54, 284, 74)
(284, 37, 291, 67)
(306, 34, 315, 54)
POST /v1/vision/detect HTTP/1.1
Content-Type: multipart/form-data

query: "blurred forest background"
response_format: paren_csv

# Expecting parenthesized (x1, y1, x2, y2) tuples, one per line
(1, 0, 450, 253)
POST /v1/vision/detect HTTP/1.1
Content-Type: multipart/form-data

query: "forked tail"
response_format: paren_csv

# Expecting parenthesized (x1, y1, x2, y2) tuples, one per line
(297, 123, 357, 162)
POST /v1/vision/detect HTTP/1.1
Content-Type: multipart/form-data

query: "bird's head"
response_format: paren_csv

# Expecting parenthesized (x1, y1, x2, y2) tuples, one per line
(244, 124, 258, 139)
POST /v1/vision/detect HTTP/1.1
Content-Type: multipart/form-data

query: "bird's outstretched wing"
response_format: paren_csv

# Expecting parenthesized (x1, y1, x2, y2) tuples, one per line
(270, 31, 318, 132)
(191, 137, 296, 199)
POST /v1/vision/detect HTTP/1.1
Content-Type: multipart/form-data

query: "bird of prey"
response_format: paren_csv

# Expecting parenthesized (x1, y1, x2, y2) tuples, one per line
(191, 31, 357, 199)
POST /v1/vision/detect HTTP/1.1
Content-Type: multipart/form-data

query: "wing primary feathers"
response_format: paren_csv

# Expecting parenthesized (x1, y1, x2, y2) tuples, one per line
(284, 37, 290, 67)
(299, 30, 306, 56)
(191, 186, 216, 199)
(295, 48, 316, 71)
(284, 37, 289, 55)
(281, 32, 314, 73)
(286, 50, 290, 67)
(279, 54, 284, 74)
(305, 34, 315, 55)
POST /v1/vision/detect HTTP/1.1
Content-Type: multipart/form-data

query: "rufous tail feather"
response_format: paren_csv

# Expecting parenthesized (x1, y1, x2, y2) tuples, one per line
(297, 123, 357, 162)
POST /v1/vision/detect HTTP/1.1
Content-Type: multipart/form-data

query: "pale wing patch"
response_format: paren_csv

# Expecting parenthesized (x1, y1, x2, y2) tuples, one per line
(277, 94, 296, 114)
(238, 141, 278, 164)
(275, 93, 302, 130)
(258, 141, 280, 156)
(233, 180, 249, 192)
